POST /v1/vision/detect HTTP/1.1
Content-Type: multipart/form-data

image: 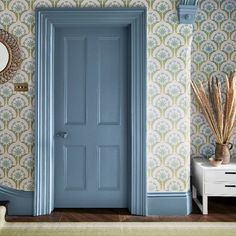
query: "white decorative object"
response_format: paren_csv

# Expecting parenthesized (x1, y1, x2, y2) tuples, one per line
(209, 157, 223, 167)
(192, 157, 236, 214)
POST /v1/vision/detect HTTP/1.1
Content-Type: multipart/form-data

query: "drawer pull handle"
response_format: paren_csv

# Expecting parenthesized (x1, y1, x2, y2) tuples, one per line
(225, 172, 236, 174)
(225, 185, 236, 188)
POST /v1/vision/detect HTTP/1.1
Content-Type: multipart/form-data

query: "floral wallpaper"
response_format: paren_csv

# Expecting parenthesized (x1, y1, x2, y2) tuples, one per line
(0, 0, 193, 192)
(191, 0, 236, 159)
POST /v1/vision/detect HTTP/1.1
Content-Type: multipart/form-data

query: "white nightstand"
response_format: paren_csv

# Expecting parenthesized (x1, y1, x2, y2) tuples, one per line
(192, 157, 236, 215)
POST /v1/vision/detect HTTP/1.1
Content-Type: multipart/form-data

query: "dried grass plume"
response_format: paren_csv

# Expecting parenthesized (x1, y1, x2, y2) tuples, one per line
(191, 70, 236, 144)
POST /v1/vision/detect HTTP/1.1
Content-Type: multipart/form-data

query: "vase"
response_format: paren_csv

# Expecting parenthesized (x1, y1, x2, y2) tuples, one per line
(215, 142, 233, 164)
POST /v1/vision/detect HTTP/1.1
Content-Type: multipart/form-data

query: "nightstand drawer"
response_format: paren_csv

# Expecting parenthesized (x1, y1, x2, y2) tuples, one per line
(205, 182, 236, 195)
(205, 170, 236, 182)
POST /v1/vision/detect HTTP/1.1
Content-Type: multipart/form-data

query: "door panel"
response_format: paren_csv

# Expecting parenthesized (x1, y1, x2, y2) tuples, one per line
(54, 27, 129, 208)
(98, 145, 120, 190)
(64, 36, 87, 125)
(64, 145, 86, 190)
(98, 37, 120, 125)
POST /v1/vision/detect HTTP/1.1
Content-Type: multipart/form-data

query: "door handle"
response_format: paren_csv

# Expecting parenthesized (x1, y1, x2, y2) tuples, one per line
(56, 131, 68, 139)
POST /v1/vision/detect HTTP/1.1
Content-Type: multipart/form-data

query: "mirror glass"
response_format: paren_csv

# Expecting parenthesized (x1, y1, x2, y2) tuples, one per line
(0, 42, 9, 72)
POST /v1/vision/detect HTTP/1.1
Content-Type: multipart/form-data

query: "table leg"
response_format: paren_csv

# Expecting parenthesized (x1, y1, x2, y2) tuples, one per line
(202, 195, 208, 215)
(192, 185, 197, 199)
(192, 184, 207, 214)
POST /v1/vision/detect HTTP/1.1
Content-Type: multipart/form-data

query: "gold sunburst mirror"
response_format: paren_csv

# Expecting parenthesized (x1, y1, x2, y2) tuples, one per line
(0, 29, 21, 84)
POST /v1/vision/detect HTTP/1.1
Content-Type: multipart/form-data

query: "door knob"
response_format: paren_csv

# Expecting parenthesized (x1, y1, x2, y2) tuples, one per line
(56, 131, 68, 139)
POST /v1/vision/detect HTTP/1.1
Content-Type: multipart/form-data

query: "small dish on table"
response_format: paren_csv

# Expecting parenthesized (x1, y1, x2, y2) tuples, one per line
(209, 157, 223, 167)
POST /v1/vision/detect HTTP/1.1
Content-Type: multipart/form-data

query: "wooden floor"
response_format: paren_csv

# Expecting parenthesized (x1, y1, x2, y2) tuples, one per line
(5, 197, 236, 222)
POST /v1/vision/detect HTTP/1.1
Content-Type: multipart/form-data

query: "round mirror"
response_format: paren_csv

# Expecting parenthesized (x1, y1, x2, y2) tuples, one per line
(0, 42, 10, 72)
(0, 29, 21, 84)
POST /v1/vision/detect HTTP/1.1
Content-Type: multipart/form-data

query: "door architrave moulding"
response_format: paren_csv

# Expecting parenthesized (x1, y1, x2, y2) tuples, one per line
(35, 8, 147, 216)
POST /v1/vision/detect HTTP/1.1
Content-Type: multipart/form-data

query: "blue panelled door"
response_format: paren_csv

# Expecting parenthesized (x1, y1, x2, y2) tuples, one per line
(54, 26, 129, 208)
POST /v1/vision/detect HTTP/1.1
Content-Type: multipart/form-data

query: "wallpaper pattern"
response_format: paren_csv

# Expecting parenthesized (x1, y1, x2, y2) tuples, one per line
(0, 0, 193, 192)
(191, 0, 236, 159)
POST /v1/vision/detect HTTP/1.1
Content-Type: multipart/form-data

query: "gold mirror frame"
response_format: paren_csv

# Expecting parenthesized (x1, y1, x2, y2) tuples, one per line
(0, 29, 21, 84)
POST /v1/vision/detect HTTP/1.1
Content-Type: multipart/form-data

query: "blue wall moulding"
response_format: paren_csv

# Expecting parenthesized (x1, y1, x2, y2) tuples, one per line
(147, 192, 192, 216)
(178, 0, 198, 24)
(0, 186, 33, 215)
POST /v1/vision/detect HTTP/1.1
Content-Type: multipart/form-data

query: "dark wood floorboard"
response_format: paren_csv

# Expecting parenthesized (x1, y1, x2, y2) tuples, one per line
(5, 197, 236, 222)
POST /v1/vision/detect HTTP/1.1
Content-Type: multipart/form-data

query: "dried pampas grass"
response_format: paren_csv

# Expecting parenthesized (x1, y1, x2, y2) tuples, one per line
(191, 70, 236, 144)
